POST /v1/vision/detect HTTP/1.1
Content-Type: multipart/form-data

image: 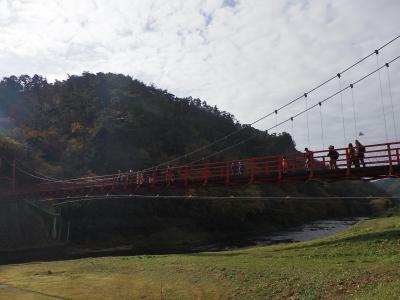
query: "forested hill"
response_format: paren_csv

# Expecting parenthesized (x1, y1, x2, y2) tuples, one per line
(0, 73, 294, 178)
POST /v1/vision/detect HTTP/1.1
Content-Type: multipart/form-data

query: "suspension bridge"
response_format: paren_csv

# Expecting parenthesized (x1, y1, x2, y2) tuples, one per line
(1, 36, 400, 202)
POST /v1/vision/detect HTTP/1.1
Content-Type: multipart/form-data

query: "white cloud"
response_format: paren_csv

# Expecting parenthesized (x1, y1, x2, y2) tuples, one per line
(0, 0, 399, 151)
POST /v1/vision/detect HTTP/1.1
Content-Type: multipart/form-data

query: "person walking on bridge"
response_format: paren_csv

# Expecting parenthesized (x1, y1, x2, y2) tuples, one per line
(327, 145, 339, 170)
(304, 148, 312, 171)
(355, 139, 366, 167)
(348, 143, 360, 168)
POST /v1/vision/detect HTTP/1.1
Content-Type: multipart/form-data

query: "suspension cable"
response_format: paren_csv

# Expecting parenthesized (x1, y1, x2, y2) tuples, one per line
(337, 74, 347, 145)
(305, 93, 311, 148)
(290, 117, 295, 141)
(376, 50, 389, 142)
(350, 84, 358, 138)
(137, 35, 400, 171)
(318, 102, 325, 149)
(385, 62, 398, 140)
(46, 194, 399, 207)
(186, 55, 400, 165)
(2, 157, 82, 184)
(15, 161, 61, 182)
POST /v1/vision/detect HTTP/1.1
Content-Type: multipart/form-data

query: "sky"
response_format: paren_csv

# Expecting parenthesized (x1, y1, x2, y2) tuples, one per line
(0, 0, 399, 151)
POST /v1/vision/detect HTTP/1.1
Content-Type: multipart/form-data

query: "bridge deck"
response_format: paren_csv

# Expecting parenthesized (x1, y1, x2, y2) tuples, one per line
(3, 141, 400, 199)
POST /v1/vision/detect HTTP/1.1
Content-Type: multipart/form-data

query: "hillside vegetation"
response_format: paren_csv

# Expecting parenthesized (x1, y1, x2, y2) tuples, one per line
(0, 73, 294, 178)
(1, 216, 400, 299)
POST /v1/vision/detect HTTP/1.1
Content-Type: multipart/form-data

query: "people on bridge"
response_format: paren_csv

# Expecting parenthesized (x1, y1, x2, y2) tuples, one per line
(165, 165, 175, 183)
(148, 170, 155, 184)
(304, 148, 312, 171)
(327, 145, 339, 170)
(136, 171, 144, 185)
(355, 139, 366, 167)
(348, 143, 360, 168)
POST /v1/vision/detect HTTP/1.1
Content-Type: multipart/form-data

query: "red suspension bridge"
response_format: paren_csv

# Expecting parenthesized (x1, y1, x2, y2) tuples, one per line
(1, 36, 400, 201)
(3, 141, 400, 199)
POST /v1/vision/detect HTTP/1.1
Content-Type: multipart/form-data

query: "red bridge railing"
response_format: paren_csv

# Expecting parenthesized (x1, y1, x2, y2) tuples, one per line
(7, 141, 400, 197)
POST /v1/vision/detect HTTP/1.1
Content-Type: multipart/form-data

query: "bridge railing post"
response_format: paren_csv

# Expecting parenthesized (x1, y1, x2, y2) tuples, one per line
(388, 144, 393, 175)
(309, 152, 314, 179)
(203, 163, 209, 186)
(396, 148, 400, 165)
(184, 167, 190, 188)
(264, 159, 269, 175)
(346, 148, 350, 176)
(249, 158, 255, 184)
(277, 156, 282, 181)
(225, 162, 230, 185)
(292, 154, 297, 173)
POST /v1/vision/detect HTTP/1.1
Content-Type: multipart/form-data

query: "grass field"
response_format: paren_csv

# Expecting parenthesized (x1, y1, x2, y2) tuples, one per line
(1, 216, 400, 299)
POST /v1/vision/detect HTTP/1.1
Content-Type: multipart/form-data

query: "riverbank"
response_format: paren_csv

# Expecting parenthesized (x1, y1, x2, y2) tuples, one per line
(1, 215, 400, 299)
(0, 218, 364, 265)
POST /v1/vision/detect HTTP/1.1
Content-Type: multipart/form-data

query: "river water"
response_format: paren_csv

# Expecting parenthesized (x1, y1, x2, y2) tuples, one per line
(193, 218, 366, 252)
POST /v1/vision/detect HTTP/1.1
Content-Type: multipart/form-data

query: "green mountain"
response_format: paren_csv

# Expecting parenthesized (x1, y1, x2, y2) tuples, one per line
(0, 73, 294, 178)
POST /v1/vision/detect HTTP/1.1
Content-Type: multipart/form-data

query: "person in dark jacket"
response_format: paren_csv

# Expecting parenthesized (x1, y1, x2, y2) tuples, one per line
(355, 139, 366, 167)
(327, 145, 339, 170)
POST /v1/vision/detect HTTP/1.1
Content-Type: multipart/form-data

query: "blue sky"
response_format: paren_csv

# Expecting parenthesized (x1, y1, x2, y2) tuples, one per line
(0, 0, 399, 150)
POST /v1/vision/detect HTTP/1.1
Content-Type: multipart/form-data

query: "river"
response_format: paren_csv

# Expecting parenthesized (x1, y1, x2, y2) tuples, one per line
(192, 218, 366, 252)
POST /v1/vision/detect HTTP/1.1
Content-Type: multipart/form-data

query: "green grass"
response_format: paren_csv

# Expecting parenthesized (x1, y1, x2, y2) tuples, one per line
(1, 217, 400, 299)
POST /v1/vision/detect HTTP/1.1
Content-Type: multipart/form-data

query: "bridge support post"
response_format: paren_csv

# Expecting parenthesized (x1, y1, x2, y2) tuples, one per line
(388, 144, 393, 175)
(249, 159, 255, 184)
(225, 163, 230, 185)
(66, 221, 71, 242)
(184, 167, 190, 188)
(277, 156, 282, 182)
(346, 148, 351, 176)
(51, 215, 57, 240)
(203, 163, 209, 186)
(308, 152, 314, 179)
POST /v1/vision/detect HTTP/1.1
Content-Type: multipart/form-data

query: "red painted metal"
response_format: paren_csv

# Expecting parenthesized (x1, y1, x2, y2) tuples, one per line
(3, 141, 400, 199)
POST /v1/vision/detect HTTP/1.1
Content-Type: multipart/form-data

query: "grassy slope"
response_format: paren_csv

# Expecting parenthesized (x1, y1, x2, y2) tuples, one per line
(0, 217, 400, 299)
